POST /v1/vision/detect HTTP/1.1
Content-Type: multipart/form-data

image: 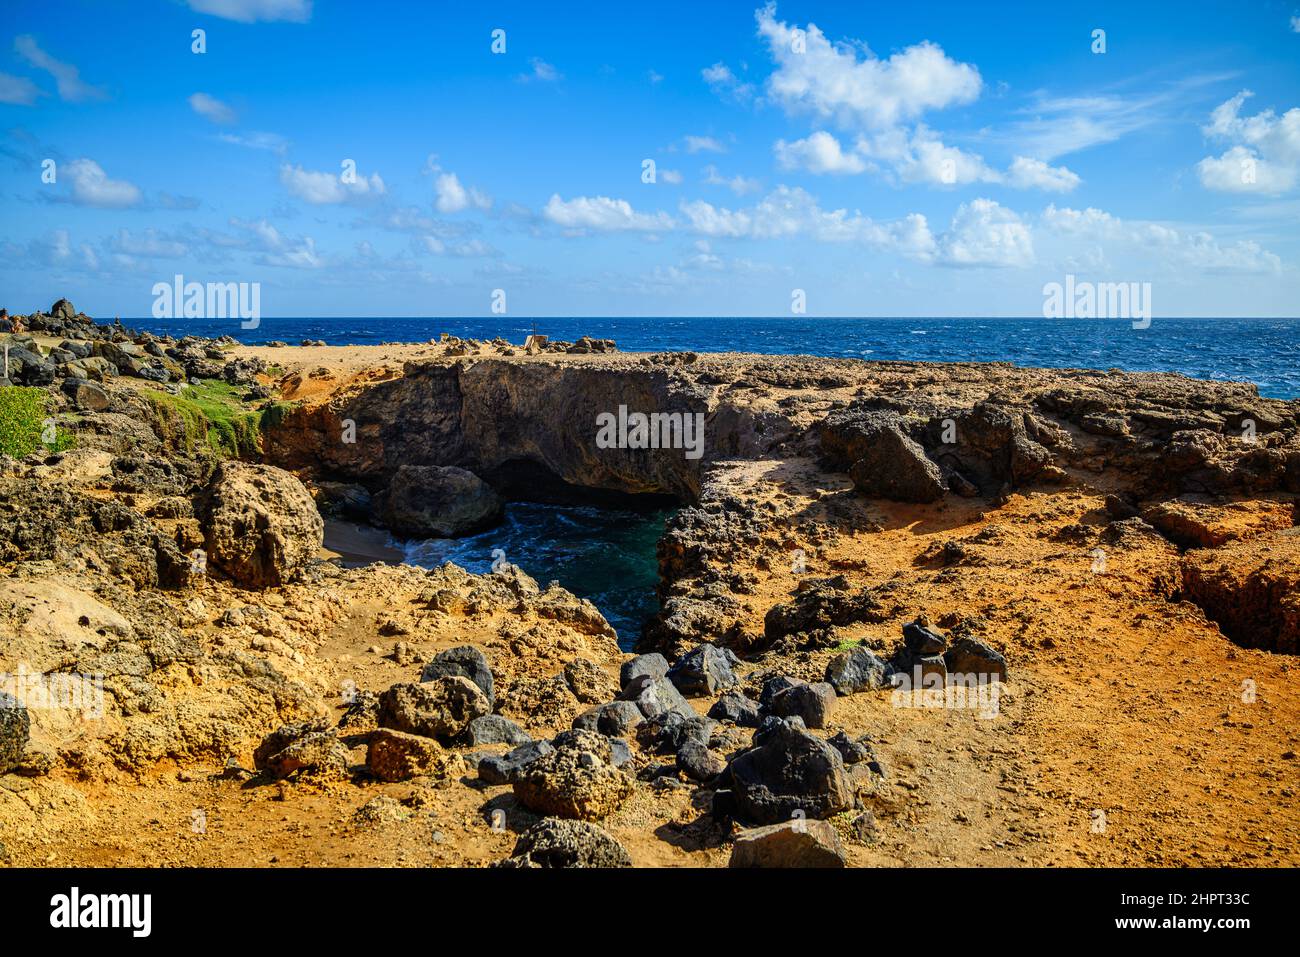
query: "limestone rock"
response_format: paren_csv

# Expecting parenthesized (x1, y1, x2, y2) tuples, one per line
(382, 464, 502, 538)
(201, 462, 323, 588)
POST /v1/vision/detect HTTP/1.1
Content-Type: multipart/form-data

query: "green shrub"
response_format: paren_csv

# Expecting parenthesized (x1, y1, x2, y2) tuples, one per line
(0, 387, 75, 458)
(139, 380, 297, 460)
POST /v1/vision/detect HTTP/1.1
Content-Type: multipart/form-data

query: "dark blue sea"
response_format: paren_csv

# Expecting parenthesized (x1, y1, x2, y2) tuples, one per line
(138, 315, 1300, 400)
(137, 314, 1299, 649)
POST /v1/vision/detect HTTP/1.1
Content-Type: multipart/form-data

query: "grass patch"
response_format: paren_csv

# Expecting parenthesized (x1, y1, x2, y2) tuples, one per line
(140, 379, 294, 460)
(832, 639, 863, 652)
(0, 387, 75, 458)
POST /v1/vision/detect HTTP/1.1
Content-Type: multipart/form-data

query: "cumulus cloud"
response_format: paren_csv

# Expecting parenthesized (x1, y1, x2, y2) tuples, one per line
(774, 131, 866, 174)
(434, 172, 492, 213)
(0, 72, 42, 106)
(14, 35, 107, 102)
(188, 92, 237, 125)
(753, 7, 1076, 192)
(107, 228, 189, 260)
(543, 194, 675, 232)
(702, 164, 761, 195)
(60, 159, 143, 208)
(679, 185, 937, 262)
(702, 62, 755, 102)
(935, 198, 1034, 267)
(1197, 90, 1299, 195)
(756, 3, 980, 131)
(231, 217, 323, 268)
(1005, 156, 1081, 192)
(280, 163, 385, 204)
(1042, 203, 1282, 273)
(185, 0, 311, 23)
(684, 135, 726, 154)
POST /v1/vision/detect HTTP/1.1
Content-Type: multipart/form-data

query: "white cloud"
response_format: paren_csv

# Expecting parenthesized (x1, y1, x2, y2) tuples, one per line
(519, 58, 560, 83)
(1291, 14, 1300, 32)
(185, 0, 311, 23)
(62, 159, 142, 208)
(232, 217, 323, 268)
(108, 228, 189, 259)
(1197, 91, 1299, 195)
(684, 135, 726, 154)
(660, 169, 684, 184)
(434, 172, 492, 213)
(756, 4, 980, 131)
(702, 164, 761, 195)
(419, 236, 499, 258)
(936, 198, 1034, 267)
(679, 184, 937, 261)
(280, 163, 385, 204)
(543, 194, 675, 232)
(14, 35, 107, 102)
(702, 62, 755, 102)
(188, 92, 237, 125)
(1042, 203, 1282, 273)
(648, 69, 664, 84)
(0, 72, 42, 105)
(774, 131, 866, 174)
(218, 130, 288, 154)
(1005, 156, 1081, 192)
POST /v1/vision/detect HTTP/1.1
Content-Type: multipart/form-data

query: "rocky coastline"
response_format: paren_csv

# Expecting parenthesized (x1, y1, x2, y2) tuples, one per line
(2, 299, 1298, 868)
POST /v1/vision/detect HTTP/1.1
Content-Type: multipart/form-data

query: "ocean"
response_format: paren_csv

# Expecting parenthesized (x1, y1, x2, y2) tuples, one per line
(138, 315, 1300, 400)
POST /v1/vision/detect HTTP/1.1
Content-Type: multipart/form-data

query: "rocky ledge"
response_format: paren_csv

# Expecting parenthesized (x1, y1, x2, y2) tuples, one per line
(1, 300, 1298, 868)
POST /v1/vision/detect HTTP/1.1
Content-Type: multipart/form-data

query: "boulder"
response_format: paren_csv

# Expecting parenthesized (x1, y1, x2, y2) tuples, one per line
(201, 462, 323, 588)
(378, 677, 490, 742)
(572, 700, 644, 737)
(563, 658, 619, 704)
(636, 711, 715, 755)
(367, 728, 456, 782)
(769, 681, 836, 729)
(513, 730, 635, 820)
(729, 820, 847, 868)
(848, 427, 945, 503)
(617, 674, 695, 722)
(420, 645, 494, 708)
(619, 653, 669, 688)
(943, 636, 1008, 681)
(60, 377, 110, 412)
(464, 714, 531, 747)
(825, 646, 891, 695)
(677, 740, 727, 781)
(902, 619, 948, 655)
(723, 718, 854, 824)
(498, 818, 632, 868)
(1, 692, 30, 774)
(382, 464, 503, 538)
(708, 691, 762, 727)
(478, 740, 554, 786)
(666, 643, 739, 696)
(261, 730, 350, 780)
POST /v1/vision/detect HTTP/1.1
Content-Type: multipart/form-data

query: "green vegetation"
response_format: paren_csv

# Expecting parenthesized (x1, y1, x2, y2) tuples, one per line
(833, 638, 863, 652)
(140, 378, 294, 460)
(0, 386, 75, 458)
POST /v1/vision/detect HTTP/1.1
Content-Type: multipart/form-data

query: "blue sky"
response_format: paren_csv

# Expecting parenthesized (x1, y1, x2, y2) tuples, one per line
(1, 0, 1298, 319)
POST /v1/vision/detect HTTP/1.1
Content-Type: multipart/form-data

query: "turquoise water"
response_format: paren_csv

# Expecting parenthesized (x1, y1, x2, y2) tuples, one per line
(402, 502, 670, 650)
